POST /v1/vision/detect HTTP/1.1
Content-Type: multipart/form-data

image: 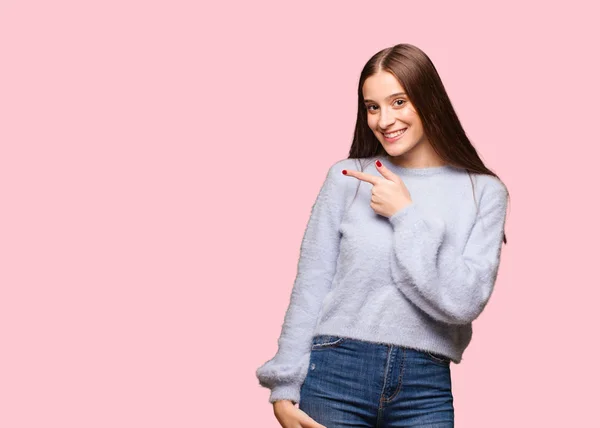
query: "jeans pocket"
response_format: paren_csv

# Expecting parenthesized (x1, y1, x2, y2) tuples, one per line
(311, 335, 347, 350)
(424, 350, 451, 366)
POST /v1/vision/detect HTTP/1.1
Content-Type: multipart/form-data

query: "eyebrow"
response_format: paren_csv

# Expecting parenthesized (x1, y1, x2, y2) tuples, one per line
(363, 92, 406, 103)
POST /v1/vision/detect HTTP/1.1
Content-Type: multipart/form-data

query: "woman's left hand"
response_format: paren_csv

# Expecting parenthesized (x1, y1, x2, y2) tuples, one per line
(343, 159, 413, 218)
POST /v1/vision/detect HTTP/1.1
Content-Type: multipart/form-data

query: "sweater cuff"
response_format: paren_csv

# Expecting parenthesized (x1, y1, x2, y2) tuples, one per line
(269, 382, 302, 404)
(389, 202, 446, 238)
(389, 202, 421, 229)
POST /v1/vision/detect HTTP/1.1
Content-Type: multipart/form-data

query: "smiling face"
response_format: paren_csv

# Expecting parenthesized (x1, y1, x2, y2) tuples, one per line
(362, 70, 442, 166)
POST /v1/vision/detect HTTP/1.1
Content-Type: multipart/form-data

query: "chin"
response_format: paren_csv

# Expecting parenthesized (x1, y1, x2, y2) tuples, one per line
(383, 145, 408, 157)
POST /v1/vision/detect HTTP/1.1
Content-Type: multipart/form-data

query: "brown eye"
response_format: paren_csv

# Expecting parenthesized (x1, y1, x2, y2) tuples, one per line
(394, 99, 405, 106)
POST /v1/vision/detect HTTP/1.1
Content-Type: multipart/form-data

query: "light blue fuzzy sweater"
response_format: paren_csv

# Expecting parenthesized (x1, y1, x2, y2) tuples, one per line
(256, 155, 509, 404)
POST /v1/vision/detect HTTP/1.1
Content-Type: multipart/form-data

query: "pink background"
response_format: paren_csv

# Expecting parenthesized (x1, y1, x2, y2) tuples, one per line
(1, 0, 598, 426)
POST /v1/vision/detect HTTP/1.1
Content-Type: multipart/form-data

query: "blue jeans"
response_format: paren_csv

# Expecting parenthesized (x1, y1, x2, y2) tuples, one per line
(299, 335, 454, 428)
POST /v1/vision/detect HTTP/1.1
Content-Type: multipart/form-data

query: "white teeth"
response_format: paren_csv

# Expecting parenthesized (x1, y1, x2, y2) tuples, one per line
(384, 128, 406, 138)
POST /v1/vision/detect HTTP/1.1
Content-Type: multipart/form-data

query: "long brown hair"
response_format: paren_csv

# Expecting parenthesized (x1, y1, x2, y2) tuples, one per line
(347, 43, 509, 244)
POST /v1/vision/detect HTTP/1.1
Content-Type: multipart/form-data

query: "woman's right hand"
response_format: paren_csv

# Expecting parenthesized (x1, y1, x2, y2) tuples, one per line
(273, 400, 327, 428)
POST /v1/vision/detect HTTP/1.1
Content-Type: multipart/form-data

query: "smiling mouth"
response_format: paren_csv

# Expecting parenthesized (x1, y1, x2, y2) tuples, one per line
(383, 128, 407, 138)
(383, 128, 407, 141)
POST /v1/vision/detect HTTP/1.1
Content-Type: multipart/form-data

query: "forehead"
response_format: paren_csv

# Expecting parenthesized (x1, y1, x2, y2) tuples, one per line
(362, 71, 406, 100)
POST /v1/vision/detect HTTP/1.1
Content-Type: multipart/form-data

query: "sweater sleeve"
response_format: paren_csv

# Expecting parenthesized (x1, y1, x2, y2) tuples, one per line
(388, 182, 508, 325)
(255, 161, 349, 404)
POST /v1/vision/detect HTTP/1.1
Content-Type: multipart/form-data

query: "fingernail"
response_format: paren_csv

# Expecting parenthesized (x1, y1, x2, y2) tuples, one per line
(342, 170, 347, 175)
(376, 160, 382, 167)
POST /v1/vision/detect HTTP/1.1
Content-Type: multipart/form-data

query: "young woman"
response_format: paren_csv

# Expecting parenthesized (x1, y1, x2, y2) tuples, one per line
(256, 43, 510, 428)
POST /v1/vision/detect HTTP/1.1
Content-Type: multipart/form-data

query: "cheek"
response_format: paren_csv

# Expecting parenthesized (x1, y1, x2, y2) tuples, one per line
(398, 110, 414, 122)
(403, 109, 421, 126)
(411, 120, 423, 134)
(366, 115, 378, 131)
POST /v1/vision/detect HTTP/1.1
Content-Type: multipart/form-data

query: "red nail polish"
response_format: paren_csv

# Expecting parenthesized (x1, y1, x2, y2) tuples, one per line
(342, 170, 347, 175)
(376, 160, 382, 167)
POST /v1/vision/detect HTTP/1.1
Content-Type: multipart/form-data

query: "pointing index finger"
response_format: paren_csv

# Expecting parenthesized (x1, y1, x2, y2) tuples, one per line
(342, 169, 379, 185)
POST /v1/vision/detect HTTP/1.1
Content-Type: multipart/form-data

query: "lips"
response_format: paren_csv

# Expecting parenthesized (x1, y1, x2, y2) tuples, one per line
(383, 128, 407, 138)
(382, 128, 407, 142)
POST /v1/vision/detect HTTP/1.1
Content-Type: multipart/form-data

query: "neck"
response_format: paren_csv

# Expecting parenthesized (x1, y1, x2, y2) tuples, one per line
(386, 154, 448, 169)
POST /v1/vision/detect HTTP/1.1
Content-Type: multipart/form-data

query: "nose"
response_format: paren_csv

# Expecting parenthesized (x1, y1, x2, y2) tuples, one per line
(378, 108, 395, 130)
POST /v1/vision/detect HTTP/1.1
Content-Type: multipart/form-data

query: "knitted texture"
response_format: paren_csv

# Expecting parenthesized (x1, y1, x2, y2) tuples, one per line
(256, 156, 509, 404)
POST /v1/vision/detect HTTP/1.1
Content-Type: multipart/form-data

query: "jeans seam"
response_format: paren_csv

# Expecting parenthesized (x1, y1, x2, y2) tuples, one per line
(383, 347, 405, 402)
(376, 346, 394, 428)
(378, 345, 394, 407)
(311, 337, 345, 350)
(425, 351, 451, 366)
